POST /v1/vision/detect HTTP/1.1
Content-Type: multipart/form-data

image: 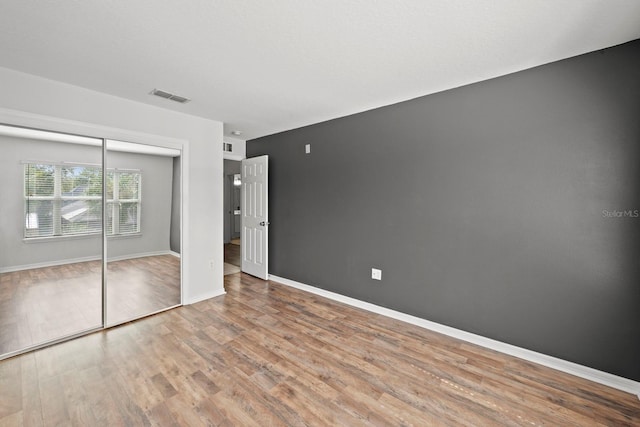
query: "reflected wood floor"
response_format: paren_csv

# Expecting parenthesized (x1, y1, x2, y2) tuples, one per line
(1, 272, 638, 426)
(0, 255, 180, 356)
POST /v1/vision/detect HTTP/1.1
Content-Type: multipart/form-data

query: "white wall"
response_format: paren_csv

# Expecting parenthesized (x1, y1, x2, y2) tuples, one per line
(0, 66, 224, 303)
(223, 136, 246, 161)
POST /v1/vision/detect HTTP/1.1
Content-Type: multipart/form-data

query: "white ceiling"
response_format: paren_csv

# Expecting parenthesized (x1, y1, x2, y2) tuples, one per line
(1, 1, 639, 140)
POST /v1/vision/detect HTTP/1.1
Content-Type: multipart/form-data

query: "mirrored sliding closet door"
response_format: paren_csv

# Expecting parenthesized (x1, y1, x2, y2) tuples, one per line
(0, 124, 182, 359)
(0, 125, 103, 357)
(104, 140, 181, 326)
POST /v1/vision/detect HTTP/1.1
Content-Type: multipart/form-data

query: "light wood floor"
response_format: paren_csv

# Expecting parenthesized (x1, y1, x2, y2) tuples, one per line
(0, 255, 180, 356)
(1, 272, 638, 426)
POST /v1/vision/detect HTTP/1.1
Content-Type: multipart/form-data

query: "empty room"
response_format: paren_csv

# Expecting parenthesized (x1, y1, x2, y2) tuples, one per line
(1, 1, 639, 426)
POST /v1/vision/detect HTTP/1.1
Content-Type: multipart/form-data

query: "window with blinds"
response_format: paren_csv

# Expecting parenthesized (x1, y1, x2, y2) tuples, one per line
(106, 170, 141, 236)
(24, 163, 141, 238)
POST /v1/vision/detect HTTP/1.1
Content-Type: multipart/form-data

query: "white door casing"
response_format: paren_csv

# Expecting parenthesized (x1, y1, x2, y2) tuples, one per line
(241, 155, 268, 279)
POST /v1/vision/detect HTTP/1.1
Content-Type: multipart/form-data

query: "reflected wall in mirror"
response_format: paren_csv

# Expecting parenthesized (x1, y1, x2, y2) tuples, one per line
(0, 125, 103, 357)
(105, 140, 181, 326)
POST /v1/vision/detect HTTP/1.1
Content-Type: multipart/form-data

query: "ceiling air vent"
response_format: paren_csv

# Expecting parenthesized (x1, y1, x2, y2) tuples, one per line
(150, 88, 191, 104)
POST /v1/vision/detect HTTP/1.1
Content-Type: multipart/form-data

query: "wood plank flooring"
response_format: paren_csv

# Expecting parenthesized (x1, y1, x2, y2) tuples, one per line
(105, 255, 181, 326)
(0, 255, 180, 356)
(1, 272, 638, 426)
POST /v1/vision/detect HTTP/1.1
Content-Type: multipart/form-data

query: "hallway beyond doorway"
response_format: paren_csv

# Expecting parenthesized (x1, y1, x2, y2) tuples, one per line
(224, 243, 241, 275)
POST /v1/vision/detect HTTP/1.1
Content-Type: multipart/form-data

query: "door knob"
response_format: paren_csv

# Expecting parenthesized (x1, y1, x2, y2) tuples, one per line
(259, 221, 270, 226)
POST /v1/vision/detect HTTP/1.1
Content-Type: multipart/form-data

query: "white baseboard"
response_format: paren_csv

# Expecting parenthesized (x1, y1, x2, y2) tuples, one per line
(0, 251, 177, 273)
(107, 250, 175, 262)
(0, 255, 101, 273)
(185, 287, 226, 305)
(269, 274, 640, 397)
(169, 251, 181, 258)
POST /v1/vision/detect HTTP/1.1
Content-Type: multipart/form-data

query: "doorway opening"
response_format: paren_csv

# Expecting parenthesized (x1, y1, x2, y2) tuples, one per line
(224, 159, 241, 275)
(223, 155, 269, 279)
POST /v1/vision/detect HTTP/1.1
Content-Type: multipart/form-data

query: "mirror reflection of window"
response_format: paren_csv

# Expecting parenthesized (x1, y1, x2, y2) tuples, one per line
(0, 124, 103, 357)
(105, 141, 181, 327)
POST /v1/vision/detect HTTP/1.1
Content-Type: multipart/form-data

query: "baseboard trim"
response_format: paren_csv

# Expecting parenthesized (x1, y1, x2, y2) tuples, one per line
(0, 256, 101, 273)
(185, 288, 226, 305)
(107, 251, 175, 262)
(269, 274, 640, 397)
(0, 251, 177, 273)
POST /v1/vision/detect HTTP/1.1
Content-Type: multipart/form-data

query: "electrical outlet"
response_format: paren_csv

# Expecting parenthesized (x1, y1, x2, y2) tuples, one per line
(371, 268, 382, 280)
(209, 260, 215, 270)
(305, 144, 311, 154)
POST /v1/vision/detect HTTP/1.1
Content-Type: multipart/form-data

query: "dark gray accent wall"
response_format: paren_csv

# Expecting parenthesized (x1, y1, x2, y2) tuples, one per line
(247, 40, 640, 381)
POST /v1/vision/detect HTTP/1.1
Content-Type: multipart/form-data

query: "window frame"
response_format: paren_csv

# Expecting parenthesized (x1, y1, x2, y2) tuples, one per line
(23, 161, 142, 239)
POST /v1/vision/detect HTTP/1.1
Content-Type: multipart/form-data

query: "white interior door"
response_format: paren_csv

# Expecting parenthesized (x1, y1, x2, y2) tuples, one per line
(241, 155, 268, 279)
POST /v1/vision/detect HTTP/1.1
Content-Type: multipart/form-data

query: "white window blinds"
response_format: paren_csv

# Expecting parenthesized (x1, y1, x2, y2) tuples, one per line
(24, 163, 141, 238)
